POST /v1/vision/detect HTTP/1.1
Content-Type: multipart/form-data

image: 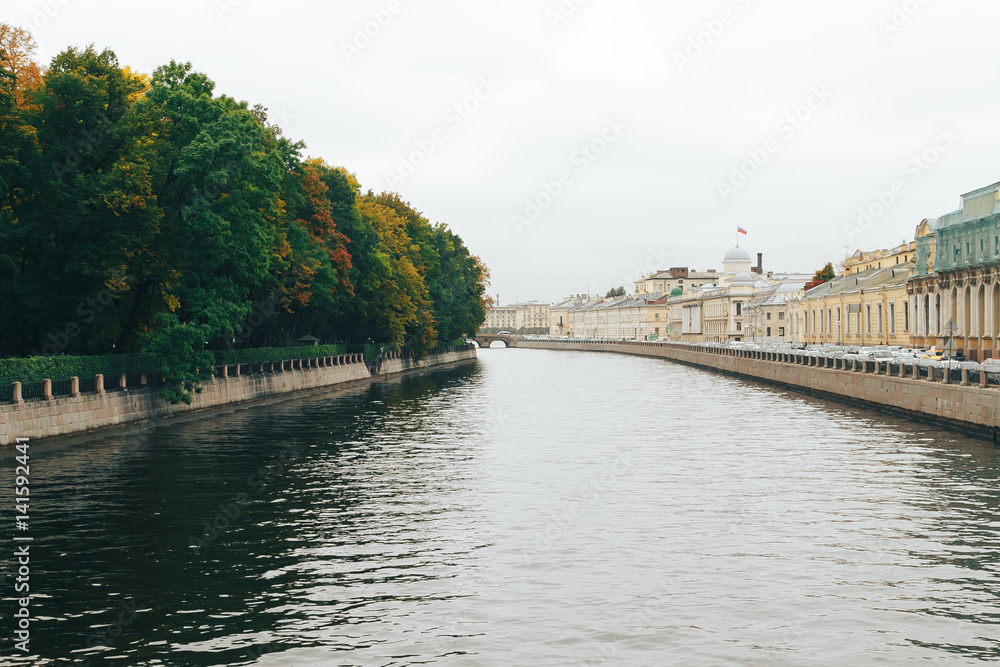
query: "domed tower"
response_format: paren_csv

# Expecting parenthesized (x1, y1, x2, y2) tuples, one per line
(723, 246, 753, 274)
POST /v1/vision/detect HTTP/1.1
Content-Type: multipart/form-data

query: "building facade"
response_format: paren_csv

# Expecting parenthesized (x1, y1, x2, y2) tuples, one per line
(484, 302, 551, 333)
(843, 242, 916, 275)
(908, 182, 1000, 360)
(787, 264, 913, 347)
(744, 282, 804, 344)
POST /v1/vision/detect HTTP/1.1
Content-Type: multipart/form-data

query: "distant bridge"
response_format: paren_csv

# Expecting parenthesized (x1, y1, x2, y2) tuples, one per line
(471, 334, 518, 348)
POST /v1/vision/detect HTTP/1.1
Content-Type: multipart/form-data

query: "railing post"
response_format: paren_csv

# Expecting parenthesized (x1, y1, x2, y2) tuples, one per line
(12, 382, 23, 405)
(70, 376, 80, 397)
(119, 372, 127, 390)
(912, 363, 919, 379)
(43, 378, 53, 401)
(221, 365, 229, 379)
(95, 374, 105, 394)
(961, 368, 969, 386)
(140, 372, 148, 385)
(942, 366, 950, 384)
(981, 371, 988, 388)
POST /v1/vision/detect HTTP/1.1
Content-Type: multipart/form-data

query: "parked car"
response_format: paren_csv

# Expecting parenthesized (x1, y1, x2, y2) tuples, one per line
(978, 358, 1000, 374)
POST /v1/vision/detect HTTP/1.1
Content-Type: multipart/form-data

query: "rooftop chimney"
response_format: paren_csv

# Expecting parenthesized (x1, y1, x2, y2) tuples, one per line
(753, 252, 763, 274)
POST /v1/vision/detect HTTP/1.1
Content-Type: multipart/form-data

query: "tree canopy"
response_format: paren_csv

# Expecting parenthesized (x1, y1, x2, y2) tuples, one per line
(804, 262, 836, 290)
(0, 30, 489, 402)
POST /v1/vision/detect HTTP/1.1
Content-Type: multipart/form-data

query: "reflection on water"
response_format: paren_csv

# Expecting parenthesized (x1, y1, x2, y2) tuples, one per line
(2, 348, 1000, 665)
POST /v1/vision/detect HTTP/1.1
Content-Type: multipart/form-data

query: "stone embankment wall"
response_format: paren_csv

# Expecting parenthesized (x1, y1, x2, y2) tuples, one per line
(1, 347, 477, 445)
(517, 340, 1000, 436)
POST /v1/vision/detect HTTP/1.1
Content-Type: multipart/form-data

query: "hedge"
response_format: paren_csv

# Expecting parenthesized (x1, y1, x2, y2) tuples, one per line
(212, 344, 348, 366)
(0, 340, 469, 384)
(0, 353, 156, 384)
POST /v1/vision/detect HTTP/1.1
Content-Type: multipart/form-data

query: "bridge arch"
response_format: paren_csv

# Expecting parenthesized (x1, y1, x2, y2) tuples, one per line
(472, 334, 517, 349)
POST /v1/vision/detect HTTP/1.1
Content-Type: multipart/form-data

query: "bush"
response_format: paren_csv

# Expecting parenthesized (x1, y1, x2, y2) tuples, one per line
(0, 342, 421, 389)
(213, 344, 348, 366)
(0, 354, 156, 384)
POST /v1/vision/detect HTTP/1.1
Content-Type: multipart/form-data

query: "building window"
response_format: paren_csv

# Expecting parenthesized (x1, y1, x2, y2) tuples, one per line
(778, 311, 785, 320)
(980, 238, 986, 261)
(903, 302, 909, 331)
(736, 302, 742, 316)
(877, 304, 884, 335)
(866, 305, 872, 334)
(846, 310, 851, 335)
(766, 312, 772, 320)
(766, 327, 771, 337)
(890, 302, 896, 335)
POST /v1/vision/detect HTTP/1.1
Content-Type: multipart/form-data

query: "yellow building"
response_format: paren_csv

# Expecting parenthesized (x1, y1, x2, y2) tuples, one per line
(787, 263, 913, 347)
(843, 241, 916, 275)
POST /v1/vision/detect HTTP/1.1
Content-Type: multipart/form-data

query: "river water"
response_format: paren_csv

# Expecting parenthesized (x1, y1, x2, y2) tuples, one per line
(4, 347, 1000, 665)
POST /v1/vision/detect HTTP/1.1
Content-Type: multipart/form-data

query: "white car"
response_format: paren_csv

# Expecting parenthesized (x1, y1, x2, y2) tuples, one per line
(978, 358, 1000, 374)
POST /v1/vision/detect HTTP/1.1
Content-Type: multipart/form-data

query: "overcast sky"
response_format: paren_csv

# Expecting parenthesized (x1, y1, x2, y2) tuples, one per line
(7, 0, 1000, 304)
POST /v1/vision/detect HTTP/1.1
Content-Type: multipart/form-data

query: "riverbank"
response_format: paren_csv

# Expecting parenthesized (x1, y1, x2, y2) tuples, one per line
(517, 339, 1000, 437)
(0, 346, 476, 445)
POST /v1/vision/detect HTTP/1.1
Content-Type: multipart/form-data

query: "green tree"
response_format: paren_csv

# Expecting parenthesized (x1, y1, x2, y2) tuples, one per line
(1, 46, 158, 358)
(605, 286, 626, 297)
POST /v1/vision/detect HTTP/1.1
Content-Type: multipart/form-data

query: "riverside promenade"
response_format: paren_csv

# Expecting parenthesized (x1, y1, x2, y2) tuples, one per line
(516, 339, 1000, 437)
(0, 345, 477, 445)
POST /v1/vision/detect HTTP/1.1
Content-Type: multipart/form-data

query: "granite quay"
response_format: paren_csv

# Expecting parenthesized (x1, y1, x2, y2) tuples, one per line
(514, 338, 1000, 437)
(0, 346, 477, 446)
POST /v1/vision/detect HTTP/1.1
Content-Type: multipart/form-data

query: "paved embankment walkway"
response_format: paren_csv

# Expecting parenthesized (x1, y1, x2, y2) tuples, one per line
(517, 340, 1000, 437)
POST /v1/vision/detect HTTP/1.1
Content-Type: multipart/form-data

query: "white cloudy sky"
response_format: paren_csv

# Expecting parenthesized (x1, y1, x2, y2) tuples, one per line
(7, 0, 1000, 304)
